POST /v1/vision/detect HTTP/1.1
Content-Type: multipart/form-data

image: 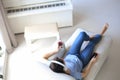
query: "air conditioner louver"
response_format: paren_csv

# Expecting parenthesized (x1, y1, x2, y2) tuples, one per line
(5, 0, 73, 33)
(7, 3, 66, 14)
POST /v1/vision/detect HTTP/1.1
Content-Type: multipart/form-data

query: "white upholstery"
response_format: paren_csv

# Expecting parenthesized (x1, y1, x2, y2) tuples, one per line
(32, 28, 112, 80)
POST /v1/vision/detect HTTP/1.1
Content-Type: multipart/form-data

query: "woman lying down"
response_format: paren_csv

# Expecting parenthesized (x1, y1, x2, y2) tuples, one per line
(42, 23, 109, 80)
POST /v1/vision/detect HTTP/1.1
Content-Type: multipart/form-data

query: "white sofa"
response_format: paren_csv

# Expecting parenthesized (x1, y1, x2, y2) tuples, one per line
(65, 28, 112, 80)
(32, 28, 112, 80)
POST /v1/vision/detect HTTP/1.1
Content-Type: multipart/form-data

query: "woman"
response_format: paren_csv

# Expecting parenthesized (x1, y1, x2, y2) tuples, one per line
(43, 23, 109, 80)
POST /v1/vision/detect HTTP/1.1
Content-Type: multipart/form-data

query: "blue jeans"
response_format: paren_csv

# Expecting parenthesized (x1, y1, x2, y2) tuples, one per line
(66, 32, 102, 68)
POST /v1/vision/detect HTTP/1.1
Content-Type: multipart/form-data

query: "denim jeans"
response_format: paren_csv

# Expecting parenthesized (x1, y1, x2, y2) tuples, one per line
(66, 32, 102, 68)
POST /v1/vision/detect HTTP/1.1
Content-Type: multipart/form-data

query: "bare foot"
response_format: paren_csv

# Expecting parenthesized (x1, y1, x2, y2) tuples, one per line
(100, 23, 109, 35)
(90, 23, 109, 40)
(90, 35, 95, 40)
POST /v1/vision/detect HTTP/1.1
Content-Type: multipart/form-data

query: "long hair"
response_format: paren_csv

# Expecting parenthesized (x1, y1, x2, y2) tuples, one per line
(49, 57, 65, 73)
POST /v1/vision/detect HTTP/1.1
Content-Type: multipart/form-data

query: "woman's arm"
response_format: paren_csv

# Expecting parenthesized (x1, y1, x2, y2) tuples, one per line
(43, 41, 63, 60)
(81, 54, 98, 78)
(43, 48, 59, 59)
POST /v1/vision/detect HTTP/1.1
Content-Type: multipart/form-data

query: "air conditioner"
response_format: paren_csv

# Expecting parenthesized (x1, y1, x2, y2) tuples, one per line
(2, 0, 73, 33)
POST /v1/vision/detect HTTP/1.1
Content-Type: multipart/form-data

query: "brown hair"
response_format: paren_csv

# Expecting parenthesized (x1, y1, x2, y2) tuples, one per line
(49, 57, 65, 73)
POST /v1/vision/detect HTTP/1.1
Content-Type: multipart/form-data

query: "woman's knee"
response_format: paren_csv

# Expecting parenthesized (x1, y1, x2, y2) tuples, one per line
(79, 31, 87, 37)
(95, 34, 102, 40)
(80, 31, 86, 35)
(92, 34, 102, 43)
(79, 31, 90, 41)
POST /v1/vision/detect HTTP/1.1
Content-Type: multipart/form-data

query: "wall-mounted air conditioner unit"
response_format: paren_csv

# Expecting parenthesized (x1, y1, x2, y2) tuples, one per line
(2, 0, 73, 33)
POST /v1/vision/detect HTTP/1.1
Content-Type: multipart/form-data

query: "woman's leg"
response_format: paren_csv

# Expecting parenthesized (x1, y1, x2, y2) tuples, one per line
(66, 32, 90, 55)
(78, 34, 102, 68)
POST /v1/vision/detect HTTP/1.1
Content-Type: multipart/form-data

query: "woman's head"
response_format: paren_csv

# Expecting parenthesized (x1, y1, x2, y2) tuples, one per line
(49, 57, 65, 73)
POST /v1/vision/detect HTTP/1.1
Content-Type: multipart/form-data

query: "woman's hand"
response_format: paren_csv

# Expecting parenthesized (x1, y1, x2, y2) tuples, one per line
(58, 41, 63, 49)
(82, 53, 99, 78)
(90, 54, 99, 64)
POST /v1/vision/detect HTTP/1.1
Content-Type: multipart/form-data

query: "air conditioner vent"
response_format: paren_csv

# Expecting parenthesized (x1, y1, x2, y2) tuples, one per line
(7, 3, 66, 14)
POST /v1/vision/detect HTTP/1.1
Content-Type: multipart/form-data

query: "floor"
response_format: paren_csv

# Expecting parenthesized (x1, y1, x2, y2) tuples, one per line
(7, 0, 120, 80)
